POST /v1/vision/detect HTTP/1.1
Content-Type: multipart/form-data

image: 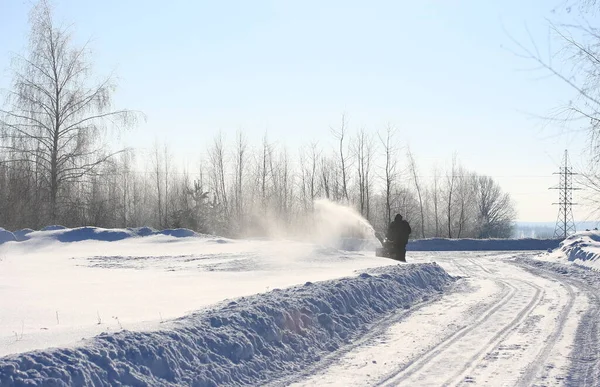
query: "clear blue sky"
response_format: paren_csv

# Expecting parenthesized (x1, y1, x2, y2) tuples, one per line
(0, 0, 593, 222)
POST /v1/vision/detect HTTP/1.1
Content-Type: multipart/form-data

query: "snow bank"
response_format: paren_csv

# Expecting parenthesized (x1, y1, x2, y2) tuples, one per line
(542, 231, 600, 271)
(127, 227, 156, 237)
(0, 228, 16, 244)
(41, 225, 67, 231)
(407, 238, 562, 251)
(518, 256, 600, 287)
(158, 228, 197, 238)
(13, 229, 33, 242)
(54, 227, 135, 242)
(0, 226, 202, 245)
(0, 263, 455, 386)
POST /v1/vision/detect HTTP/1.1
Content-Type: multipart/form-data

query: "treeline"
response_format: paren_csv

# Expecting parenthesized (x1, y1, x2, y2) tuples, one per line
(0, 1, 516, 239)
(0, 128, 516, 239)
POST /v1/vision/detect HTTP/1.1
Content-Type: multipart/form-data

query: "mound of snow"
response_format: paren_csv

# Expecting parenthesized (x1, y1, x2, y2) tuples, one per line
(41, 225, 67, 231)
(0, 226, 205, 245)
(13, 229, 33, 242)
(158, 228, 197, 238)
(54, 227, 135, 242)
(408, 238, 562, 251)
(0, 229, 16, 244)
(544, 231, 600, 270)
(128, 226, 157, 237)
(0, 263, 455, 386)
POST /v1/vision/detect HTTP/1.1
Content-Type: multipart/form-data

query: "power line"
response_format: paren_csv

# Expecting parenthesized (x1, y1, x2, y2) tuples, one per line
(549, 150, 581, 239)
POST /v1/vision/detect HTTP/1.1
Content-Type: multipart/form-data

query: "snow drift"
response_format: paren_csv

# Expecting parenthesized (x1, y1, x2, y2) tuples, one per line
(0, 263, 455, 386)
(0, 226, 202, 244)
(407, 238, 562, 251)
(544, 231, 600, 270)
(0, 228, 16, 244)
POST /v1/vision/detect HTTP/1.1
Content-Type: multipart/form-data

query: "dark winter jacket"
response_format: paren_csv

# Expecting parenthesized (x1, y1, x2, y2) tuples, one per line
(387, 217, 412, 245)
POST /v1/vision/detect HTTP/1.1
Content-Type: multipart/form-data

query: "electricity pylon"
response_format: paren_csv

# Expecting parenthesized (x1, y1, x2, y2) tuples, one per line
(550, 150, 580, 239)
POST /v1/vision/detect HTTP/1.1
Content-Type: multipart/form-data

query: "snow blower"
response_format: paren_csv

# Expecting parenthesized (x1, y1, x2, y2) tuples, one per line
(375, 233, 406, 262)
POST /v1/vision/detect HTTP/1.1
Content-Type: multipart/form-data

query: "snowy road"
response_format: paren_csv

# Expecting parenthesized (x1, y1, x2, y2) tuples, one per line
(286, 252, 598, 387)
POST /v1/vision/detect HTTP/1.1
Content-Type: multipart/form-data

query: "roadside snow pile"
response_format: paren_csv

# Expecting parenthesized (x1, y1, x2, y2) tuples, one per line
(544, 231, 600, 270)
(0, 226, 203, 245)
(408, 238, 562, 251)
(517, 256, 600, 283)
(0, 263, 455, 386)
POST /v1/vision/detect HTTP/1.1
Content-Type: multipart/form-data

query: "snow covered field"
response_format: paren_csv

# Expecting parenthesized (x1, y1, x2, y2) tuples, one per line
(1, 228, 600, 386)
(0, 228, 397, 357)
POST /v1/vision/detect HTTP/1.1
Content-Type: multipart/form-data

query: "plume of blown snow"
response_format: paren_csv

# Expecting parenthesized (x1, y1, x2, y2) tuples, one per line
(235, 198, 381, 250)
(311, 199, 381, 249)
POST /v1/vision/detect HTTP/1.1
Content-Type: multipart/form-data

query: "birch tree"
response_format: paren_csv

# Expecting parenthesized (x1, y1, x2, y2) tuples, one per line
(0, 0, 137, 222)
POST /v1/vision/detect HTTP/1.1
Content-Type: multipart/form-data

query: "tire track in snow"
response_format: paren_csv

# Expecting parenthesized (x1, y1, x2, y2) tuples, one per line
(291, 255, 582, 387)
(266, 289, 449, 387)
(376, 278, 516, 386)
(451, 258, 471, 277)
(443, 279, 544, 387)
(572, 287, 600, 387)
(513, 278, 575, 386)
(378, 257, 546, 387)
(466, 257, 491, 274)
(516, 260, 600, 387)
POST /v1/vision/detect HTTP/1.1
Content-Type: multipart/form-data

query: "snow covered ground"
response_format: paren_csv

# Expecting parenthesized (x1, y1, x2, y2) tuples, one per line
(2, 228, 600, 386)
(0, 228, 398, 357)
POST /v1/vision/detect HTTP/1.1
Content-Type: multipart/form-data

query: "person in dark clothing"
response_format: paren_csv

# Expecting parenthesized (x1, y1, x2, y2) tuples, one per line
(386, 214, 412, 261)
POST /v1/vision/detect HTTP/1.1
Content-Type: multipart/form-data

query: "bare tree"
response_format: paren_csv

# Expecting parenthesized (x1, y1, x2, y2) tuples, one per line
(118, 150, 134, 227)
(256, 133, 274, 213)
(320, 154, 332, 199)
(163, 143, 171, 227)
(431, 166, 441, 237)
(298, 147, 309, 211)
(378, 125, 398, 226)
(152, 143, 163, 227)
(208, 131, 229, 224)
(0, 1, 138, 222)
(509, 5, 600, 212)
(445, 154, 458, 238)
(455, 166, 476, 238)
(354, 128, 374, 220)
(407, 147, 425, 238)
(277, 146, 291, 223)
(233, 130, 247, 222)
(331, 114, 350, 202)
(306, 142, 321, 204)
(475, 175, 516, 238)
(578, 159, 600, 218)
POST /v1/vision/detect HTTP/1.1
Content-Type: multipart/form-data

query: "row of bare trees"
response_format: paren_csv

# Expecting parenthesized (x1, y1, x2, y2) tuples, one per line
(0, 124, 516, 239)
